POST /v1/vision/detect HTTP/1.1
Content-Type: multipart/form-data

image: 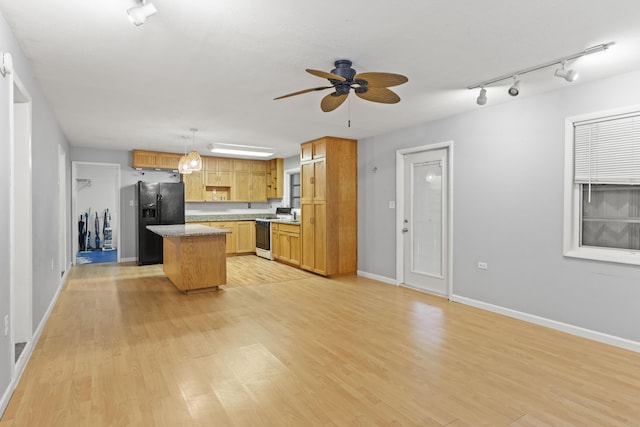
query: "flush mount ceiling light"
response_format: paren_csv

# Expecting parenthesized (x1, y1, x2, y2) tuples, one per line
(467, 42, 614, 105)
(185, 128, 203, 171)
(127, 1, 157, 26)
(508, 77, 520, 96)
(555, 61, 579, 82)
(207, 143, 275, 158)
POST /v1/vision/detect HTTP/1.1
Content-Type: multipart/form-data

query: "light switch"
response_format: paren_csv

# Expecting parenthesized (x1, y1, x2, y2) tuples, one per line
(389, 201, 395, 209)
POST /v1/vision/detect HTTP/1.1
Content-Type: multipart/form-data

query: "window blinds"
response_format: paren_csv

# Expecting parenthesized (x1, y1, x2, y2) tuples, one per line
(574, 112, 640, 184)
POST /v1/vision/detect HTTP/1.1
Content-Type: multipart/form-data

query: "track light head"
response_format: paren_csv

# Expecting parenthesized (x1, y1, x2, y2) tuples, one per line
(476, 88, 487, 106)
(508, 77, 520, 97)
(554, 62, 578, 82)
(127, 1, 157, 26)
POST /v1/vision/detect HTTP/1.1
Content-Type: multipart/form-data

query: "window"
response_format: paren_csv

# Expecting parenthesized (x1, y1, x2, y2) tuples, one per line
(564, 106, 640, 265)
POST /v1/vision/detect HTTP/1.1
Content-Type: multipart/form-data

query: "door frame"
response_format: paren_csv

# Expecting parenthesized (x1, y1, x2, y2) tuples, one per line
(71, 161, 121, 264)
(9, 73, 33, 373)
(395, 141, 454, 298)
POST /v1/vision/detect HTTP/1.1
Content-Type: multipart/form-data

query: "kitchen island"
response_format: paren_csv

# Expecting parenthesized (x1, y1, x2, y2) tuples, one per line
(147, 224, 231, 294)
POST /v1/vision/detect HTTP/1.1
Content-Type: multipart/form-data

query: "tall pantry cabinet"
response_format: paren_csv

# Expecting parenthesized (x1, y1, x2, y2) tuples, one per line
(300, 136, 357, 277)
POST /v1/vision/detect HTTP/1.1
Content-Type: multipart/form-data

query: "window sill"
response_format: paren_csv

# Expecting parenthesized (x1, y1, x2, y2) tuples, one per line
(564, 247, 640, 266)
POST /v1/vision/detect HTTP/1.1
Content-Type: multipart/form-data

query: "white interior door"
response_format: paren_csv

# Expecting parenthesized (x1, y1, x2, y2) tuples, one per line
(402, 148, 448, 295)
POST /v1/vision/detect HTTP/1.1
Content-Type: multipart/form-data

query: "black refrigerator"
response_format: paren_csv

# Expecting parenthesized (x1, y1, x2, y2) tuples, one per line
(137, 181, 185, 265)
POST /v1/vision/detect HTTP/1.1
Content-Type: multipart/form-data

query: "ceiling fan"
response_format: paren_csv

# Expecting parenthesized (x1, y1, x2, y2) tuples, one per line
(274, 59, 408, 112)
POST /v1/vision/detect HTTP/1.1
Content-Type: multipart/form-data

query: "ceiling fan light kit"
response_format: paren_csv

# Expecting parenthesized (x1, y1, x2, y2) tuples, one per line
(275, 59, 408, 112)
(468, 42, 614, 106)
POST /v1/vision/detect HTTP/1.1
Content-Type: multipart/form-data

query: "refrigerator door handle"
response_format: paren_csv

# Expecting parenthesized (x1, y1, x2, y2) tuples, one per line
(156, 193, 162, 224)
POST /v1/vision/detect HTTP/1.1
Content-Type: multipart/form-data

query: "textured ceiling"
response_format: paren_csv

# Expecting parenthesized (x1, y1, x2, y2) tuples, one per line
(1, 1, 639, 158)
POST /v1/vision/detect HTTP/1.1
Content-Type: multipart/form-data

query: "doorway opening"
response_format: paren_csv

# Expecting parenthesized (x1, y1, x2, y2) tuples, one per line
(396, 141, 453, 297)
(10, 75, 33, 368)
(72, 162, 121, 265)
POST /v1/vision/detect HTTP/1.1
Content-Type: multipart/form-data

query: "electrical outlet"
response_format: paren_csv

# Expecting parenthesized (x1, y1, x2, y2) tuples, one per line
(4, 315, 8, 336)
(477, 262, 488, 270)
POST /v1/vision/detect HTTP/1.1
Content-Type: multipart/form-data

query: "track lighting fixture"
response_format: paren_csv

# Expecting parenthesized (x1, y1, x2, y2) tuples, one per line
(508, 77, 520, 97)
(476, 87, 487, 105)
(554, 61, 578, 82)
(127, 1, 157, 26)
(467, 42, 614, 105)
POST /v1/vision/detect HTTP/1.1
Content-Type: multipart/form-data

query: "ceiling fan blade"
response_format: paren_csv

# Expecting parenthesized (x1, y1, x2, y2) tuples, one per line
(321, 92, 348, 112)
(306, 69, 347, 82)
(355, 72, 408, 88)
(356, 87, 401, 104)
(274, 86, 333, 100)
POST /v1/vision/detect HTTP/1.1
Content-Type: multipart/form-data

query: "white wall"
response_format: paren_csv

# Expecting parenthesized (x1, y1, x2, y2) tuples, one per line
(358, 69, 640, 344)
(0, 10, 71, 415)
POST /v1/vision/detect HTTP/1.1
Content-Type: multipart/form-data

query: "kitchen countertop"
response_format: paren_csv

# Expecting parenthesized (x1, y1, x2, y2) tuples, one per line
(186, 213, 277, 222)
(147, 224, 231, 237)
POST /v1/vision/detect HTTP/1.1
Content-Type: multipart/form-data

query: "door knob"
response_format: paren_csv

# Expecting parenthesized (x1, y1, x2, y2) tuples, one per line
(402, 228, 409, 233)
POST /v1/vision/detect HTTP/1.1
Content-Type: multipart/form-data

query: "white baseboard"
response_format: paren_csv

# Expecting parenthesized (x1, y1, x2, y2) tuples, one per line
(357, 270, 397, 286)
(451, 295, 640, 354)
(0, 268, 70, 418)
(119, 257, 136, 263)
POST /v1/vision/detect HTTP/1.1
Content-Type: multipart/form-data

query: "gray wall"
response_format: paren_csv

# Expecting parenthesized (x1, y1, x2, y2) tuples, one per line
(0, 10, 71, 406)
(358, 69, 640, 343)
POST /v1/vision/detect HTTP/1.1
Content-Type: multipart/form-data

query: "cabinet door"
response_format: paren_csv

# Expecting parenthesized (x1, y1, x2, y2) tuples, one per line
(250, 160, 267, 174)
(234, 159, 250, 173)
(300, 203, 314, 271)
(132, 150, 158, 168)
(212, 222, 236, 254)
(301, 162, 314, 202)
(218, 157, 232, 171)
(251, 173, 267, 202)
(157, 153, 181, 170)
(289, 233, 300, 266)
(279, 233, 291, 262)
(313, 139, 326, 159)
(300, 142, 313, 162)
(232, 172, 251, 201)
(218, 171, 232, 187)
(313, 159, 326, 201)
(183, 171, 205, 202)
(313, 202, 327, 274)
(205, 171, 219, 186)
(271, 225, 279, 259)
(236, 221, 256, 253)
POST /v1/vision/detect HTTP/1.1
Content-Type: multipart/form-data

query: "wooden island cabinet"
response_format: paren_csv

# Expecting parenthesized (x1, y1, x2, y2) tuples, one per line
(146, 224, 230, 294)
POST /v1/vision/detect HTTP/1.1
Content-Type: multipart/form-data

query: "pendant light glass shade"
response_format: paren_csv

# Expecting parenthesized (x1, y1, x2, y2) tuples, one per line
(186, 128, 203, 171)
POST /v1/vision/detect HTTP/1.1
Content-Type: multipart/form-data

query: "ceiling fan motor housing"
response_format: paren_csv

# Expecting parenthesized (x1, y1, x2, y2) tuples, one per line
(331, 59, 356, 81)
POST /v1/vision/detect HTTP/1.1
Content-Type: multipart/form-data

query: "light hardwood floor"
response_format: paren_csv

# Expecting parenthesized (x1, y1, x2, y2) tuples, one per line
(1, 256, 639, 426)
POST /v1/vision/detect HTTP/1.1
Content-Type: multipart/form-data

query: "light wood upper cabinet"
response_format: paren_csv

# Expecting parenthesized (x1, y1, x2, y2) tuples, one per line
(132, 150, 181, 170)
(299, 136, 357, 277)
(183, 171, 205, 202)
(231, 160, 267, 202)
(134, 149, 273, 203)
(267, 158, 284, 199)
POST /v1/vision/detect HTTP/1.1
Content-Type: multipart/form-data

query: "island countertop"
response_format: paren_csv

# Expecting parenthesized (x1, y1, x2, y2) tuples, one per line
(146, 223, 231, 237)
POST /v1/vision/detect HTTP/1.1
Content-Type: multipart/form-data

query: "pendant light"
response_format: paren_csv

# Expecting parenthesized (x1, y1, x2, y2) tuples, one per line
(178, 135, 192, 174)
(185, 128, 203, 172)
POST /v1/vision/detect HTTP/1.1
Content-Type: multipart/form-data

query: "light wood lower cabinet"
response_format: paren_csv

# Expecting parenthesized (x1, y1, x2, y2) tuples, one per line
(272, 222, 300, 266)
(202, 220, 256, 255)
(235, 221, 256, 253)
